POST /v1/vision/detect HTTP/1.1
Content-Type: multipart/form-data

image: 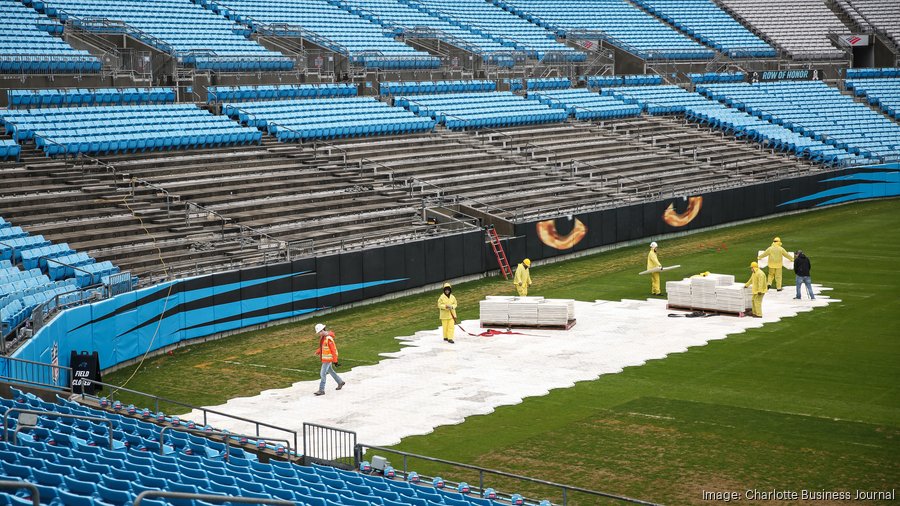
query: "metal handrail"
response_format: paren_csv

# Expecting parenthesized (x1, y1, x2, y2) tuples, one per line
(357, 444, 661, 505)
(159, 426, 293, 459)
(134, 491, 292, 506)
(0, 481, 39, 506)
(77, 378, 300, 451)
(2, 407, 113, 448)
(0, 356, 72, 392)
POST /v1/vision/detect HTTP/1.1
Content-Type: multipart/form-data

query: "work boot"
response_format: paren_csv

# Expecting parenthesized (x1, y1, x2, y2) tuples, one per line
(314, 391, 325, 396)
(447, 339, 455, 344)
(336, 382, 345, 390)
(777, 288, 783, 292)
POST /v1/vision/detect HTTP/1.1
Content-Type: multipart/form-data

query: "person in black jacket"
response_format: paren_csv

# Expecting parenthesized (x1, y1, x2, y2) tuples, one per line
(793, 250, 815, 300)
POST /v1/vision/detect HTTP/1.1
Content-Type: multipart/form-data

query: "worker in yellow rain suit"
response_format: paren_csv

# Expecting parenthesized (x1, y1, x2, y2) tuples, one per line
(758, 237, 794, 291)
(514, 259, 532, 296)
(647, 241, 662, 295)
(437, 283, 457, 344)
(744, 261, 767, 317)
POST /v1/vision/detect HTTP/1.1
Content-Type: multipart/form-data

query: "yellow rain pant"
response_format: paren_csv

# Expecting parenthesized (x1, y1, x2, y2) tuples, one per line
(441, 319, 455, 340)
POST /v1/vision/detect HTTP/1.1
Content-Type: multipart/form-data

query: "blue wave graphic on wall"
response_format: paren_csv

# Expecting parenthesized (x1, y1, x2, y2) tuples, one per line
(779, 171, 900, 207)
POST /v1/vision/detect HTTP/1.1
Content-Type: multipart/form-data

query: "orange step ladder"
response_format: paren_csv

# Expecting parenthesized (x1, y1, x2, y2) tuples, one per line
(486, 226, 512, 280)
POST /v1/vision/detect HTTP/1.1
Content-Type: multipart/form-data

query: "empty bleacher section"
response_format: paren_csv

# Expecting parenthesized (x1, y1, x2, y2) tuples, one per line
(330, 0, 518, 65)
(396, 91, 567, 129)
(846, 77, 900, 120)
(224, 97, 435, 141)
(603, 83, 865, 166)
(524, 77, 571, 90)
(633, 0, 776, 57)
(835, 0, 900, 48)
(0, 216, 114, 339)
(603, 84, 713, 113)
(716, 0, 848, 59)
(414, 0, 585, 61)
(207, 83, 357, 102)
(1, 387, 555, 506)
(205, 0, 440, 69)
(586, 74, 663, 88)
(1, 104, 262, 156)
(7, 88, 176, 108)
(845, 67, 900, 78)
(39, 0, 291, 71)
(688, 71, 746, 84)
(527, 88, 642, 119)
(698, 81, 900, 160)
(0, 0, 100, 73)
(493, 0, 715, 60)
(379, 80, 496, 96)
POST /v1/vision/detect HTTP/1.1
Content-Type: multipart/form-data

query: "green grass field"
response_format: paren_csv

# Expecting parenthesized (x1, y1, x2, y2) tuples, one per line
(105, 199, 900, 505)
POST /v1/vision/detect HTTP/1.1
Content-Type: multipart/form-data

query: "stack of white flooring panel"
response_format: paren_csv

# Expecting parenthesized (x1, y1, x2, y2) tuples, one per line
(480, 296, 574, 327)
(669, 273, 750, 313)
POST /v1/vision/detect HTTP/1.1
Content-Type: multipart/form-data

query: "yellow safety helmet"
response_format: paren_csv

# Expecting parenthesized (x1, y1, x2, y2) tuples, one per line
(773, 237, 781, 243)
(442, 282, 451, 289)
(523, 258, 531, 267)
(750, 261, 759, 268)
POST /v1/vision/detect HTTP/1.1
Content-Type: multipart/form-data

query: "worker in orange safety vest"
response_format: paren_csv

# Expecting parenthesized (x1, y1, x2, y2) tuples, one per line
(314, 323, 345, 396)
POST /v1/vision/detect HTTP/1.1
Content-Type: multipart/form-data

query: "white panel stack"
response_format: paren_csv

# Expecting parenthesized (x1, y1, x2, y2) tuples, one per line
(668, 273, 752, 314)
(480, 297, 574, 327)
(715, 283, 752, 313)
(690, 276, 718, 309)
(666, 280, 692, 307)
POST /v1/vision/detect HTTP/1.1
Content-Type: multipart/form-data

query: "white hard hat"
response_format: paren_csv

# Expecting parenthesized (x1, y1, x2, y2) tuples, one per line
(314, 323, 326, 333)
(650, 241, 658, 248)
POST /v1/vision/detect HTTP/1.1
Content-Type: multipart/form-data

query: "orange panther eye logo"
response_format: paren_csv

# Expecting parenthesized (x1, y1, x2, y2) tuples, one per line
(536, 217, 587, 250)
(663, 196, 703, 227)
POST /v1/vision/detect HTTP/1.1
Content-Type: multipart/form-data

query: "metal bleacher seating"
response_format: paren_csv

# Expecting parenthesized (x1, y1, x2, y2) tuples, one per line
(845, 76, 900, 120)
(716, 0, 848, 60)
(207, 83, 357, 102)
(224, 97, 436, 141)
(413, 0, 585, 62)
(837, 0, 900, 48)
(633, 0, 776, 58)
(0, 389, 513, 506)
(396, 91, 567, 129)
(492, 0, 715, 60)
(202, 0, 440, 69)
(0, 0, 100, 74)
(7, 88, 177, 108)
(38, 0, 292, 71)
(698, 81, 900, 161)
(380, 80, 496, 96)
(1, 104, 262, 156)
(527, 88, 642, 120)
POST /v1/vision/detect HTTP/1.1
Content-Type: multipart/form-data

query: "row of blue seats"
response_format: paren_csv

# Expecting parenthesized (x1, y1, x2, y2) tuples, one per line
(270, 117, 436, 141)
(207, 83, 357, 102)
(0, 235, 50, 263)
(603, 85, 712, 114)
(0, 273, 51, 299)
(355, 55, 442, 70)
(0, 226, 27, 241)
(586, 74, 663, 88)
(0, 279, 76, 319)
(20, 243, 73, 271)
(845, 78, 900, 120)
(0, 268, 43, 287)
(524, 77, 571, 90)
(845, 67, 900, 79)
(7, 88, 176, 108)
(527, 89, 642, 120)
(380, 81, 497, 96)
(688, 72, 745, 84)
(36, 129, 263, 157)
(47, 252, 95, 281)
(0, 57, 101, 74)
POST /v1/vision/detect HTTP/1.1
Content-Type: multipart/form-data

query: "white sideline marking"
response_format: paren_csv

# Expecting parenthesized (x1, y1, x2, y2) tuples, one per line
(186, 287, 837, 448)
